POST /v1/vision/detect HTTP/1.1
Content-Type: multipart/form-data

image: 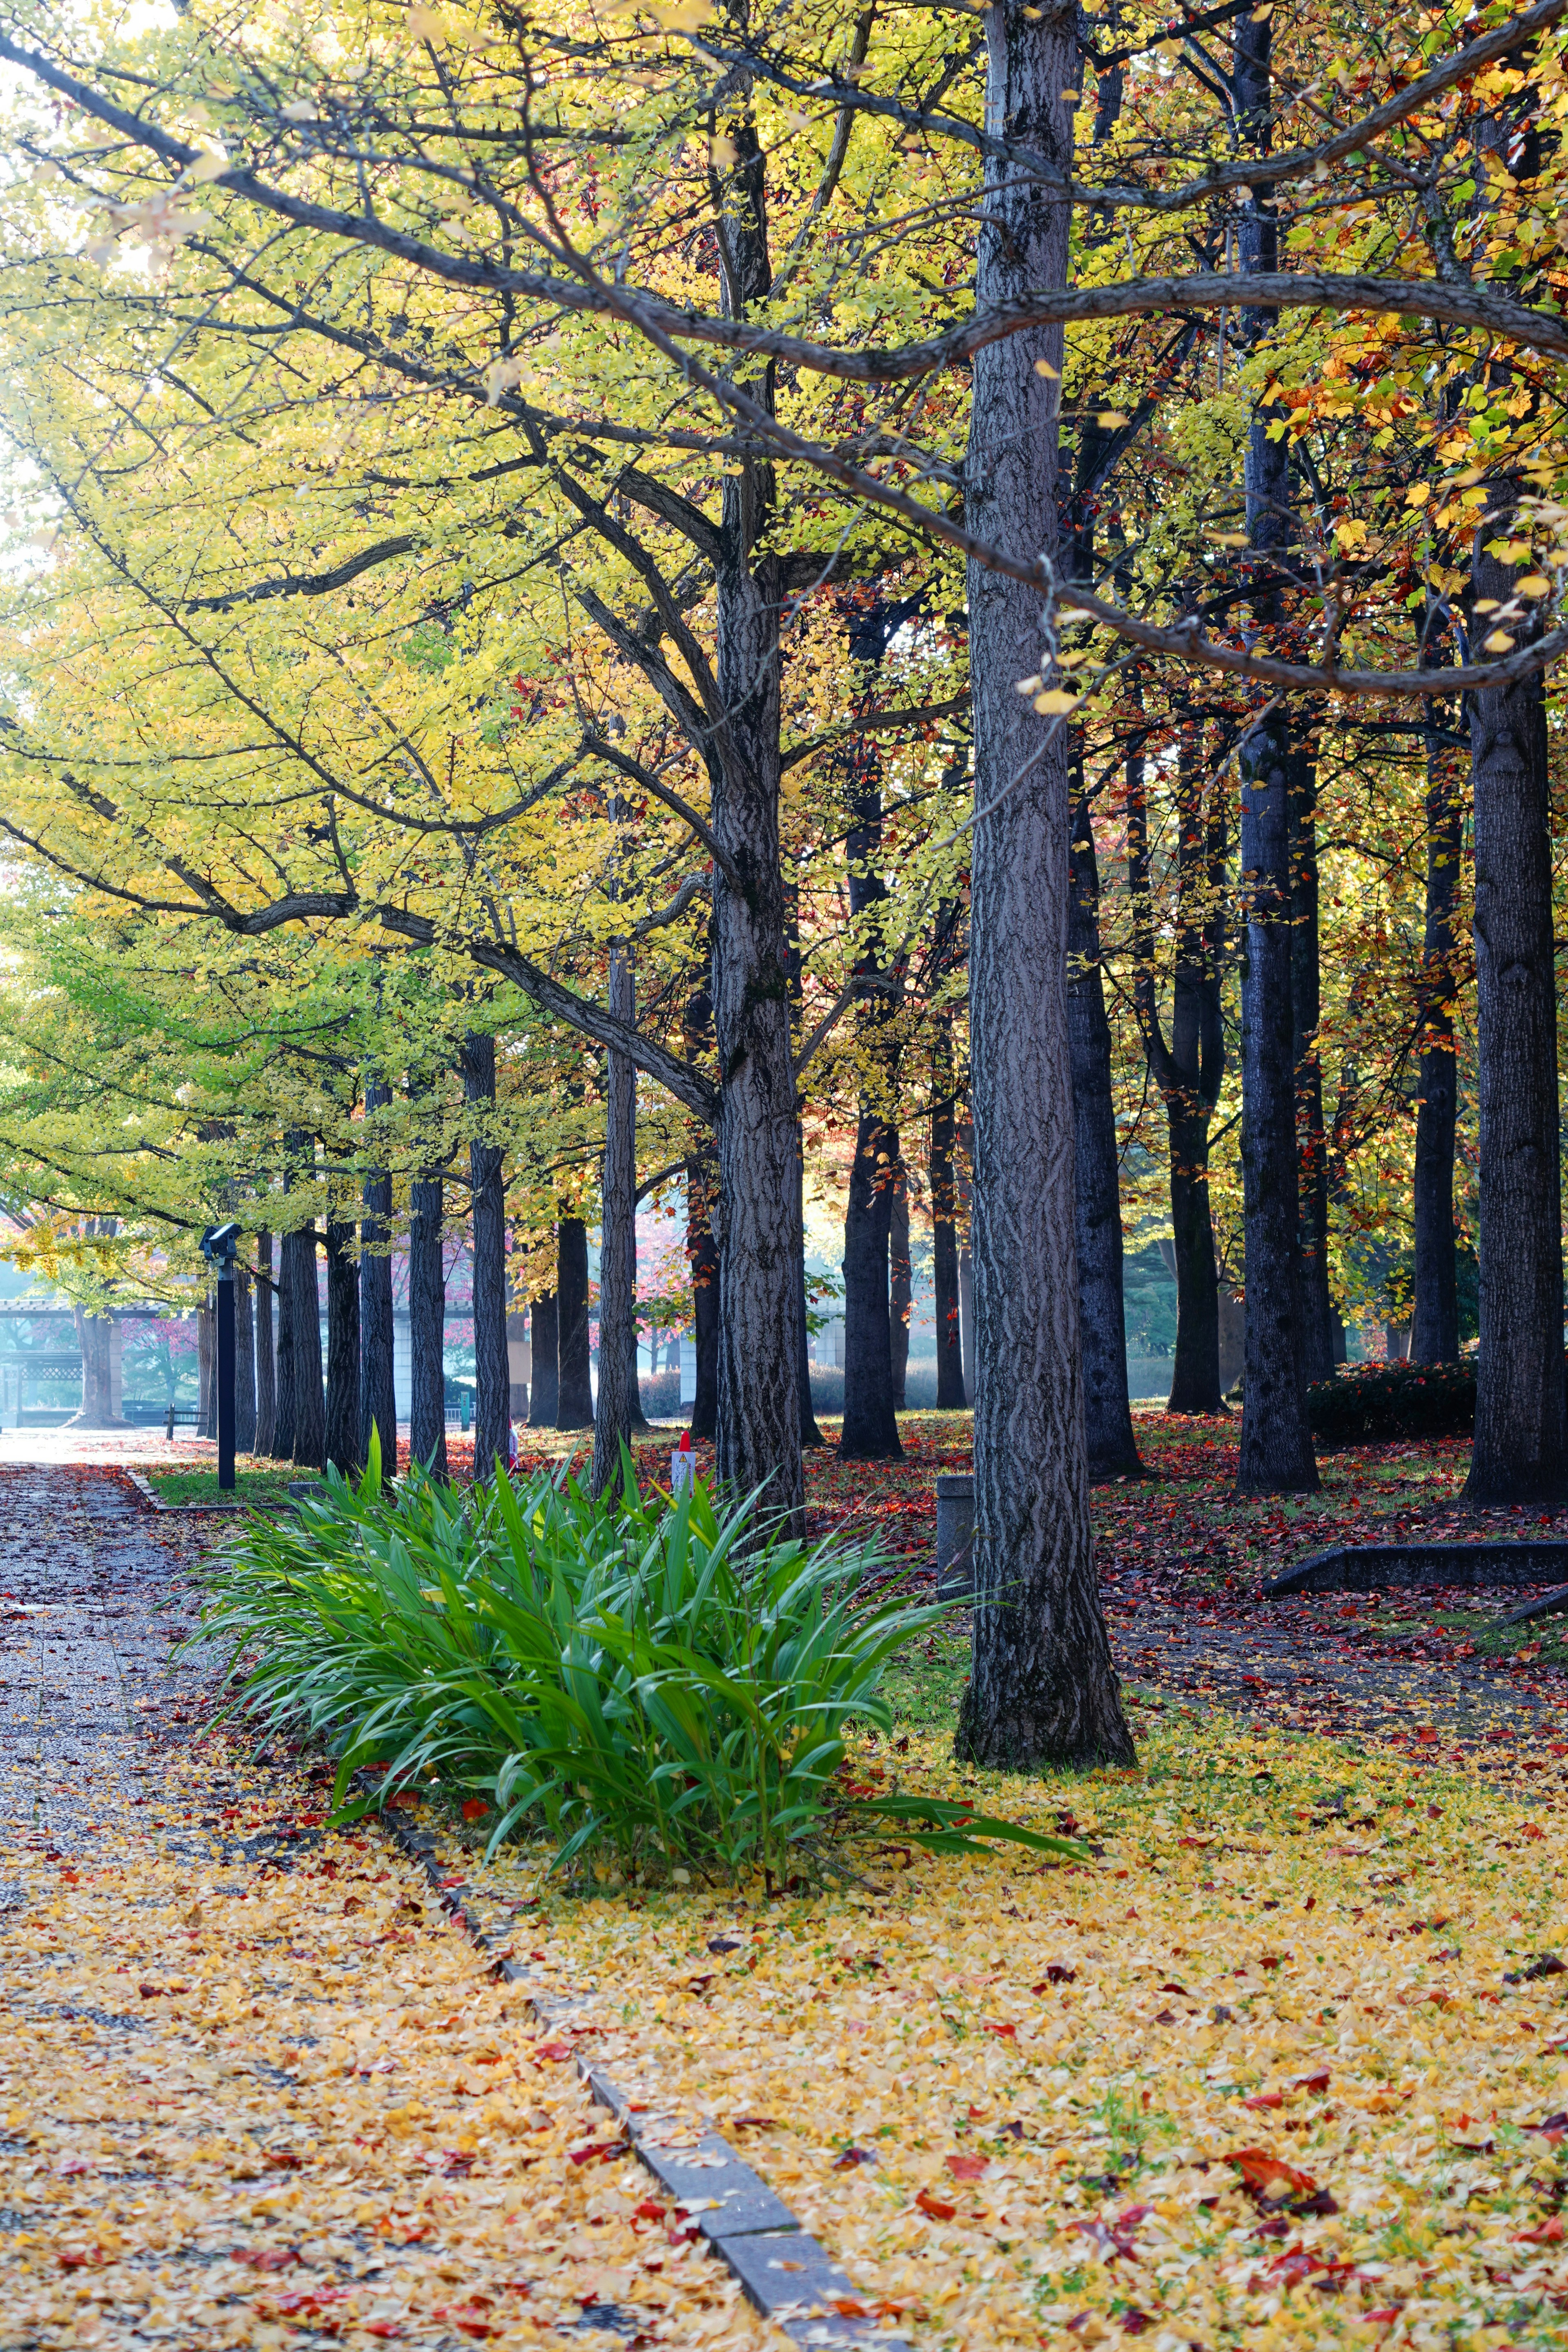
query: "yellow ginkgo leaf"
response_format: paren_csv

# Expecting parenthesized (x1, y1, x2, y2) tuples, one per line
(280, 98, 320, 122)
(185, 151, 231, 184)
(1097, 410, 1130, 428)
(1483, 630, 1516, 652)
(1405, 483, 1430, 508)
(1033, 689, 1078, 714)
(1517, 573, 1552, 597)
(1033, 360, 1059, 378)
(709, 134, 739, 168)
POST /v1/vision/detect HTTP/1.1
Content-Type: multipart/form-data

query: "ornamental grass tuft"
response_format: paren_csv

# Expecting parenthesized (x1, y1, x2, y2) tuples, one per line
(196, 1434, 1074, 1886)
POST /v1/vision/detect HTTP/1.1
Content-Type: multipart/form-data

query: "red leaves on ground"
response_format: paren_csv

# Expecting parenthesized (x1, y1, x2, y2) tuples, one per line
(944, 2153, 989, 2180)
(915, 2187, 957, 2220)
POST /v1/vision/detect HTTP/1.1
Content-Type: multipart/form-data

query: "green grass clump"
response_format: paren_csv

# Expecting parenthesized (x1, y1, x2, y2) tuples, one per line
(197, 1440, 1071, 1888)
(148, 1465, 295, 1508)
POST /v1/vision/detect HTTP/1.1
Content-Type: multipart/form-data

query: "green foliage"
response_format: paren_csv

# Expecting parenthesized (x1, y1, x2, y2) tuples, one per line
(197, 1446, 1078, 1886)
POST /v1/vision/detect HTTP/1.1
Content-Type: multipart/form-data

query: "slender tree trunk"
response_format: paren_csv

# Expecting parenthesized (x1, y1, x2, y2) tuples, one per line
(272, 1233, 296, 1463)
(956, 0, 1132, 1768)
(890, 1165, 911, 1410)
(196, 1302, 214, 1439)
(253, 1231, 276, 1459)
(1070, 782, 1141, 1477)
(324, 1216, 360, 1476)
(1464, 494, 1568, 1507)
(706, 116, 803, 1526)
(461, 1032, 510, 1481)
(683, 964, 722, 1442)
(1412, 649, 1464, 1364)
(1290, 738, 1336, 1386)
(795, 1146, 824, 1449)
(234, 1267, 256, 1455)
(528, 1290, 559, 1427)
(360, 1078, 397, 1469)
(930, 1044, 967, 1410)
(1234, 10, 1318, 1494)
(958, 1122, 976, 1407)
(592, 949, 638, 1493)
(1166, 740, 1226, 1412)
(841, 1111, 902, 1457)
(409, 1156, 449, 1480)
(556, 1215, 594, 1428)
(288, 1224, 326, 1473)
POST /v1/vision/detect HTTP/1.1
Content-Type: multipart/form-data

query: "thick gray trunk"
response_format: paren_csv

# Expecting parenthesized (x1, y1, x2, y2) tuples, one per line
(1464, 500, 1568, 1506)
(1234, 14, 1317, 1493)
(841, 1109, 902, 1458)
(234, 1267, 256, 1454)
(409, 1159, 448, 1479)
(528, 1290, 559, 1427)
(287, 1225, 326, 1473)
(1069, 787, 1140, 1477)
(253, 1231, 276, 1458)
(592, 948, 638, 1494)
(556, 1215, 594, 1428)
(324, 1216, 360, 1475)
(1290, 743, 1336, 1386)
(71, 1310, 120, 1429)
(956, 0, 1132, 1770)
(462, 1033, 510, 1480)
(1412, 672, 1464, 1364)
(359, 1079, 398, 1467)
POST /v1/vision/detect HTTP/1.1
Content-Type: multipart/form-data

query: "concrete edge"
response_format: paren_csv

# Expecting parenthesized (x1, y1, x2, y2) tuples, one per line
(1264, 1543, 1568, 1598)
(379, 1811, 907, 2350)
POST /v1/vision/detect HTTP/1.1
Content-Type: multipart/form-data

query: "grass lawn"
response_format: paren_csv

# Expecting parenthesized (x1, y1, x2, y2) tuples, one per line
(145, 1461, 298, 1508)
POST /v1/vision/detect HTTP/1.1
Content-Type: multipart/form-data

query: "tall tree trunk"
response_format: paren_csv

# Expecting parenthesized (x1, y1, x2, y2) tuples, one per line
(1234, 7, 1318, 1494)
(1412, 642, 1464, 1363)
(1290, 736, 1336, 1386)
(592, 949, 638, 1493)
(288, 1223, 326, 1473)
(782, 890, 825, 1452)
(360, 1078, 398, 1469)
(683, 962, 722, 1442)
(1070, 782, 1141, 1477)
(956, 0, 1132, 1768)
(556, 1214, 594, 1429)
(71, 1310, 119, 1429)
(272, 1229, 296, 1463)
(462, 1032, 510, 1481)
(1167, 736, 1227, 1412)
(889, 1164, 911, 1410)
(706, 112, 803, 1525)
(958, 1117, 975, 1405)
(841, 1111, 902, 1457)
(929, 1035, 967, 1409)
(528, 1289, 559, 1427)
(409, 1152, 449, 1481)
(234, 1266, 256, 1455)
(253, 1230, 276, 1459)
(1463, 494, 1568, 1507)
(196, 1301, 214, 1439)
(324, 1215, 360, 1475)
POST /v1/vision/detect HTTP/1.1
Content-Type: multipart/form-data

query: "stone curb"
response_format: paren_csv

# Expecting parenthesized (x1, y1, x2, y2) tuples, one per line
(125, 1468, 249, 1516)
(1263, 1540, 1568, 1597)
(379, 1810, 907, 2351)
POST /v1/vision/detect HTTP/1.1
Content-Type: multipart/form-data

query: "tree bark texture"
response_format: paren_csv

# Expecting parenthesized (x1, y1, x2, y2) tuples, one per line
(556, 1215, 594, 1429)
(956, 0, 1133, 1770)
(528, 1290, 559, 1427)
(360, 1079, 398, 1468)
(1412, 662, 1465, 1363)
(1070, 782, 1140, 1477)
(592, 951, 638, 1495)
(1128, 739, 1227, 1415)
(1464, 503, 1568, 1507)
(707, 119, 804, 1525)
(71, 1310, 120, 1429)
(287, 1225, 326, 1473)
(462, 1032, 511, 1481)
(890, 1166, 911, 1410)
(1234, 13, 1319, 1494)
(234, 1267, 256, 1455)
(324, 1216, 361, 1476)
(929, 1044, 967, 1409)
(409, 1165, 449, 1480)
(272, 1234, 296, 1463)
(196, 1301, 214, 1439)
(1290, 740, 1336, 1386)
(253, 1231, 276, 1459)
(683, 968, 722, 1442)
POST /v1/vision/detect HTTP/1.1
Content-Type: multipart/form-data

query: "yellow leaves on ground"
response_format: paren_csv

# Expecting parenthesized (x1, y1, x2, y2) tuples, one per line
(434, 1720, 1568, 2350)
(0, 1750, 770, 2351)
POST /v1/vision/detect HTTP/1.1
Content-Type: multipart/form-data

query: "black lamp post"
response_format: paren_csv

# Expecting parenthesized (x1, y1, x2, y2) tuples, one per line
(199, 1222, 242, 1491)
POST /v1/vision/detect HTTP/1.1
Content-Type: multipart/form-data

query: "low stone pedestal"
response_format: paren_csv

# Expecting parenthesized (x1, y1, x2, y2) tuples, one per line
(936, 1472, 973, 1597)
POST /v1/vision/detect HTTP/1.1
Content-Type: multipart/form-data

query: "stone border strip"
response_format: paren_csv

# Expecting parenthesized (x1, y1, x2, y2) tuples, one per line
(125, 1468, 247, 1516)
(380, 1810, 907, 2352)
(1263, 1541, 1568, 1597)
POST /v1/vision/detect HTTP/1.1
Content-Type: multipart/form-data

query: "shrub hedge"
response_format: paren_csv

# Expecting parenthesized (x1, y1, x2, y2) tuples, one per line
(1307, 1358, 1477, 1444)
